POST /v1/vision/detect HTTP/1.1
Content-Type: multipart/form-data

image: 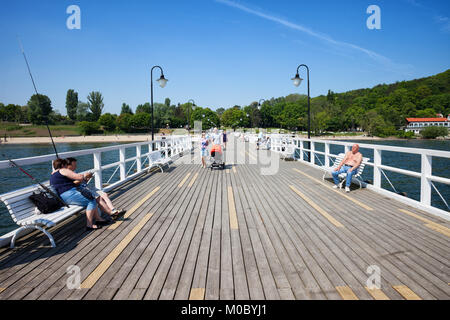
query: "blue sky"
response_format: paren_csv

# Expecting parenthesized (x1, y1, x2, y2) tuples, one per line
(0, 0, 449, 115)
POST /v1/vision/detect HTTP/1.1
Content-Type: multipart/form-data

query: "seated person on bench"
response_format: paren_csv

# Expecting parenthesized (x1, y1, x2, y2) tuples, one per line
(65, 157, 125, 219)
(332, 144, 363, 193)
(50, 158, 107, 230)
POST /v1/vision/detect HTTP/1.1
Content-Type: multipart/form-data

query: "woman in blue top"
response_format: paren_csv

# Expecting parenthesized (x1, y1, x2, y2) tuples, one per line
(200, 132, 208, 168)
(50, 158, 107, 230)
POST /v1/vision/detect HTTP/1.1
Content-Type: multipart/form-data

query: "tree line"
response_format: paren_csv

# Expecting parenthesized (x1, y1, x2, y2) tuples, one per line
(1, 69, 448, 137)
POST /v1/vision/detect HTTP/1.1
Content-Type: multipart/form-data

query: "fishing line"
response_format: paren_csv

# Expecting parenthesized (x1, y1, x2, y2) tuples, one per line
(2, 153, 69, 207)
(17, 36, 59, 159)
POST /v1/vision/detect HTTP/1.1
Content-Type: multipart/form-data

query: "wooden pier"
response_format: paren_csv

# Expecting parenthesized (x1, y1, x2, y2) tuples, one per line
(0, 138, 449, 300)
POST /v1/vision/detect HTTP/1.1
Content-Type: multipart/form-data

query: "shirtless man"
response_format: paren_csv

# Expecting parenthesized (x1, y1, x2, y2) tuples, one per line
(332, 144, 363, 193)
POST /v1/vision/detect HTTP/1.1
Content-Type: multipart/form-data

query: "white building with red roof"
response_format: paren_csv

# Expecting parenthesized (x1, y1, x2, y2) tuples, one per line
(405, 114, 450, 134)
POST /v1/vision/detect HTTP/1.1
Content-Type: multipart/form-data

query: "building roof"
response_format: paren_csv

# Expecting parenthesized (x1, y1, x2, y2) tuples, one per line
(406, 118, 448, 122)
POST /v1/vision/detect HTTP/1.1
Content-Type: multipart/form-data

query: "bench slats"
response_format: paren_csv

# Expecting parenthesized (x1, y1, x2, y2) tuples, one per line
(0, 182, 85, 248)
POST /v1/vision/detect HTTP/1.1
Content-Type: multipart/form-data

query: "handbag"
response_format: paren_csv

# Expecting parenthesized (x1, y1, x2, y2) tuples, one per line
(29, 191, 63, 214)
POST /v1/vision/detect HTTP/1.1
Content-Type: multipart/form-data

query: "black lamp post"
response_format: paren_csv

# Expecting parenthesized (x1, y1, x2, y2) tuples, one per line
(150, 65, 168, 147)
(292, 64, 311, 161)
(258, 99, 266, 109)
(187, 99, 196, 133)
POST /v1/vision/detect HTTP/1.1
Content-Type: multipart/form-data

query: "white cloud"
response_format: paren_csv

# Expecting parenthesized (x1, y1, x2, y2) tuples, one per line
(215, 0, 413, 73)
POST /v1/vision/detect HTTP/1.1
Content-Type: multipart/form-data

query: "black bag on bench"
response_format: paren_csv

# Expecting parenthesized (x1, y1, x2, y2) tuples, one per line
(29, 191, 63, 214)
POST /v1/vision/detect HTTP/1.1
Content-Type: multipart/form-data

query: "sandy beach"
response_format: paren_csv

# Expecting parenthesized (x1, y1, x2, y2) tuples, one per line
(0, 135, 153, 144)
(0, 133, 389, 144)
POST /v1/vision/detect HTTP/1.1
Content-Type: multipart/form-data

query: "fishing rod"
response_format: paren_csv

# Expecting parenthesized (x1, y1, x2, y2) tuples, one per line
(2, 153, 69, 208)
(17, 36, 59, 158)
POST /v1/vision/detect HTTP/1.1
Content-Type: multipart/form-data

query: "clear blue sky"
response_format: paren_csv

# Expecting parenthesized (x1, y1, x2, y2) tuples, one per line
(0, 0, 449, 115)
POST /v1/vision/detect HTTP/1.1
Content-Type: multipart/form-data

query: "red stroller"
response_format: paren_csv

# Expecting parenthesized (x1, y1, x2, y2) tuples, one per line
(210, 144, 225, 170)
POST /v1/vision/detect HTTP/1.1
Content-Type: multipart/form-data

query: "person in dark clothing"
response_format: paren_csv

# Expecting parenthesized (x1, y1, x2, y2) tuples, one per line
(50, 158, 106, 230)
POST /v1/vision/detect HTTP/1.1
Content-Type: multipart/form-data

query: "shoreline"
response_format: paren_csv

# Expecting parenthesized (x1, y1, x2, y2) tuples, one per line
(0, 135, 152, 144)
(0, 134, 445, 144)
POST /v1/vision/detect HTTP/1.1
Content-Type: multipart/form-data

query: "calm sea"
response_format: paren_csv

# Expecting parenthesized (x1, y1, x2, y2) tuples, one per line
(0, 139, 449, 235)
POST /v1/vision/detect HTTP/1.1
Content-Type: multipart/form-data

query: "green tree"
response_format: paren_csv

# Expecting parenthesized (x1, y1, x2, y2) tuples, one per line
(130, 113, 151, 130)
(116, 113, 133, 132)
(98, 113, 117, 132)
(66, 89, 78, 121)
(78, 121, 101, 135)
(279, 102, 303, 130)
(361, 110, 386, 136)
(216, 107, 225, 118)
(121, 103, 133, 115)
(27, 94, 52, 124)
(87, 91, 104, 121)
(76, 101, 90, 121)
(313, 111, 331, 134)
(416, 108, 437, 118)
(421, 126, 449, 139)
(191, 107, 220, 130)
(135, 103, 151, 114)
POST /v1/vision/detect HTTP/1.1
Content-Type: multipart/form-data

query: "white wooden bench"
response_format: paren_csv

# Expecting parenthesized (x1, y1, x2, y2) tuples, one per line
(147, 151, 171, 173)
(280, 145, 295, 160)
(0, 184, 83, 248)
(322, 153, 370, 189)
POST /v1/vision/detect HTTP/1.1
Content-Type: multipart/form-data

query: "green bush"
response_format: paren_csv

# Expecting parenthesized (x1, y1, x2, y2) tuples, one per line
(78, 121, 101, 136)
(397, 131, 415, 139)
(98, 113, 117, 132)
(6, 125, 22, 131)
(421, 126, 449, 139)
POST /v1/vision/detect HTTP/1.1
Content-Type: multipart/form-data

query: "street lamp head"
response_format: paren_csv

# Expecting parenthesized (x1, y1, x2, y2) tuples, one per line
(157, 74, 168, 88)
(291, 73, 303, 87)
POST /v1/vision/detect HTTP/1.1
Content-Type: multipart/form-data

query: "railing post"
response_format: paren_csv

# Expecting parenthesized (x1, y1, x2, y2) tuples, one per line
(310, 141, 315, 165)
(374, 148, 382, 188)
(300, 139, 304, 161)
(136, 145, 142, 173)
(421, 154, 432, 206)
(345, 144, 350, 154)
(93, 152, 102, 190)
(325, 142, 330, 168)
(119, 147, 126, 181)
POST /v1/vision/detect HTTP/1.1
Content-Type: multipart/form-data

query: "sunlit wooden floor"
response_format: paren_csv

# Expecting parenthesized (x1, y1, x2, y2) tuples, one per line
(0, 137, 448, 300)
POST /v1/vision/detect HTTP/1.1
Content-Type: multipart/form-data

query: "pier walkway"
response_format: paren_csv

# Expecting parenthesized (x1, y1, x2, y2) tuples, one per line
(0, 138, 448, 300)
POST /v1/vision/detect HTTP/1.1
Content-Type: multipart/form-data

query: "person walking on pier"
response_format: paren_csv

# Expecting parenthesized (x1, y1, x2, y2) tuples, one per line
(223, 129, 227, 150)
(200, 132, 209, 168)
(332, 144, 363, 193)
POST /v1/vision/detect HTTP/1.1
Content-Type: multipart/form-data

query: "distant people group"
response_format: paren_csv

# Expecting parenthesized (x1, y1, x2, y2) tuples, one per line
(50, 157, 126, 230)
(200, 127, 225, 168)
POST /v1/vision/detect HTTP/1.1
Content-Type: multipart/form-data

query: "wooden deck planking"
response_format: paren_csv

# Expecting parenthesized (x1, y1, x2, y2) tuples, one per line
(48, 164, 192, 300)
(108, 164, 204, 300)
(229, 165, 266, 300)
(59, 162, 193, 300)
(277, 166, 437, 299)
(0, 140, 448, 300)
(289, 168, 450, 299)
(277, 162, 449, 299)
(0, 170, 170, 300)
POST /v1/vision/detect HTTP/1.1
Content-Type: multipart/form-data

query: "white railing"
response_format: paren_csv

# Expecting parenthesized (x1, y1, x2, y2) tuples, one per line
(269, 134, 450, 221)
(0, 135, 193, 195)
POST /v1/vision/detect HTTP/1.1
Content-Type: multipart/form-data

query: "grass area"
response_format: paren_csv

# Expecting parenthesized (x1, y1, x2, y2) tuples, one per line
(0, 123, 80, 137)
